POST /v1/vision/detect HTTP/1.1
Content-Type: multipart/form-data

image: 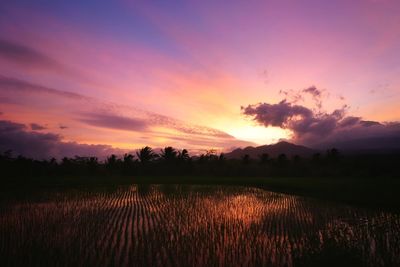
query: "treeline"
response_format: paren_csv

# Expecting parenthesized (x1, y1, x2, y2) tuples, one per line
(1, 146, 399, 179)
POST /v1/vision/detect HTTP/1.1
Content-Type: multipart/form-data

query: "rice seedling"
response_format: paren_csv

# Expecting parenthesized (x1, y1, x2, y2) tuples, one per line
(0, 185, 399, 267)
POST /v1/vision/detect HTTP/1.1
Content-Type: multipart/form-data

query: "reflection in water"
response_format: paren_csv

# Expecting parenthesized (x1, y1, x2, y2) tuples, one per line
(0, 185, 399, 267)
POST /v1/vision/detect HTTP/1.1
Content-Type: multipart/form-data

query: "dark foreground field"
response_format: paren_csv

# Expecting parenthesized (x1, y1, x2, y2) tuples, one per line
(1, 184, 400, 267)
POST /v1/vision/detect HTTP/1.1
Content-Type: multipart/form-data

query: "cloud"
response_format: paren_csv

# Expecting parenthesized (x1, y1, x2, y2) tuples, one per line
(0, 120, 123, 159)
(0, 119, 254, 158)
(280, 85, 327, 110)
(0, 39, 63, 70)
(242, 100, 313, 128)
(79, 113, 148, 132)
(302, 85, 322, 98)
(1, 76, 253, 152)
(360, 120, 382, 127)
(302, 85, 324, 109)
(0, 75, 235, 139)
(144, 112, 232, 138)
(338, 116, 360, 127)
(243, 86, 400, 149)
(30, 123, 47, 131)
(0, 40, 90, 82)
(0, 75, 88, 101)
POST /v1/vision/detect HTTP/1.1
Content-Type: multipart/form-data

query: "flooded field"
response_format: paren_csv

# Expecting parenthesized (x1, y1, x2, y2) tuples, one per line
(0, 185, 399, 267)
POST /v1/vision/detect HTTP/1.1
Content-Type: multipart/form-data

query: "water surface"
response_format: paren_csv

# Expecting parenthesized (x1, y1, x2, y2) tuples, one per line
(0, 185, 399, 267)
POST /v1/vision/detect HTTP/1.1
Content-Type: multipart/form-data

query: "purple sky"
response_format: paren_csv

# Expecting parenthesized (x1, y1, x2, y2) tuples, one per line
(0, 0, 399, 157)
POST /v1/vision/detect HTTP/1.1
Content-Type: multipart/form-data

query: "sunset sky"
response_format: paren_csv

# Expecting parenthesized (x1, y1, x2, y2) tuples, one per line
(1, 0, 400, 158)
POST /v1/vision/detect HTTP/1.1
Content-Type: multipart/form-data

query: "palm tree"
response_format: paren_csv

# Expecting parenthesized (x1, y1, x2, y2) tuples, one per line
(123, 153, 134, 164)
(122, 153, 135, 174)
(106, 154, 117, 166)
(106, 154, 120, 170)
(160, 146, 177, 162)
(178, 149, 190, 161)
(136, 146, 157, 163)
(205, 149, 218, 161)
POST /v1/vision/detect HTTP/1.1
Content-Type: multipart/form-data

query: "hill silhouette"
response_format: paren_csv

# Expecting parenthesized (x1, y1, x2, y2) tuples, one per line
(318, 136, 400, 154)
(225, 141, 317, 159)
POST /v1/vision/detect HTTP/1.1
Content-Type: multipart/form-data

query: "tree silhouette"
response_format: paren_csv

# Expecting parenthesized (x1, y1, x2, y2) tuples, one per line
(123, 153, 134, 164)
(178, 149, 190, 162)
(106, 154, 118, 169)
(1, 144, 398, 179)
(136, 146, 157, 163)
(160, 147, 178, 162)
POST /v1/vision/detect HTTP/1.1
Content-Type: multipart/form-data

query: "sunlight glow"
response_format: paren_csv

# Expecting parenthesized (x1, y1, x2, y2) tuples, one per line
(227, 125, 290, 145)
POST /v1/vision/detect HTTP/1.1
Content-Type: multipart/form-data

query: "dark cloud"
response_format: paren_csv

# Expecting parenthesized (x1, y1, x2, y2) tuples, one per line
(79, 113, 148, 132)
(302, 85, 322, 98)
(241, 100, 313, 128)
(0, 120, 122, 159)
(338, 116, 360, 127)
(243, 86, 400, 149)
(280, 85, 330, 110)
(0, 120, 26, 132)
(242, 100, 347, 142)
(303, 85, 323, 109)
(360, 120, 382, 127)
(279, 89, 304, 104)
(0, 39, 62, 69)
(59, 125, 68, 129)
(30, 123, 46, 131)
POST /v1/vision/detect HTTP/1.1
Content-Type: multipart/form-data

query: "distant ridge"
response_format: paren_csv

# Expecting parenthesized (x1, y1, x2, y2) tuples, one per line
(318, 136, 400, 154)
(224, 141, 316, 159)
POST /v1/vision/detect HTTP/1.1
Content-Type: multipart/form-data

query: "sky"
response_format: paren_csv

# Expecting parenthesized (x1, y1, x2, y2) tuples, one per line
(0, 0, 400, 158)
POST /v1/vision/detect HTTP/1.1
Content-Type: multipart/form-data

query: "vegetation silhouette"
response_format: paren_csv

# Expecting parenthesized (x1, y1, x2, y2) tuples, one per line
(136, 146, 158, 164)
(1, 145, 399, 179)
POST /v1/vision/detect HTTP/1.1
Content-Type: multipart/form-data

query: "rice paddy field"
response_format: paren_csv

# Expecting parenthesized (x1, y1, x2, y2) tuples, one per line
(0, 185, 399, 267)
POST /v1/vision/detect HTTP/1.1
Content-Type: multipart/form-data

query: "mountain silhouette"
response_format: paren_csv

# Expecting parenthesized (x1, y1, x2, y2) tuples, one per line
(319, 136, 400, 154)
(225, 141, 316, 159)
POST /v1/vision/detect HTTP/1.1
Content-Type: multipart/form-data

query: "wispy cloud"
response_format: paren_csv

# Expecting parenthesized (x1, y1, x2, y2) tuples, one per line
(30, 123, 46, 131)
(79, 112, 148, 132)
(0, 39, 59, 67)
(0, 75, 253, 153)
(0, 75, 88, 101)
(0, 120, 123, 159)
